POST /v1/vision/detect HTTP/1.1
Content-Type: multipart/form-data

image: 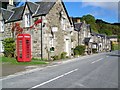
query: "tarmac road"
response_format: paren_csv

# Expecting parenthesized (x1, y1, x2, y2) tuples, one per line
(1, 51, 119, 89)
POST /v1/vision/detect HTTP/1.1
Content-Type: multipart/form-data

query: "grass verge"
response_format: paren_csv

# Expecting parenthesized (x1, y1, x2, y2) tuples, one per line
(0, 56, 49, 65)
(113, 44, 120, 50)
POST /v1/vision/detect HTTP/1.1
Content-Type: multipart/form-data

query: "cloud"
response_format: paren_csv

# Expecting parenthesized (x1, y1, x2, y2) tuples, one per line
(81, 2, 118, 11)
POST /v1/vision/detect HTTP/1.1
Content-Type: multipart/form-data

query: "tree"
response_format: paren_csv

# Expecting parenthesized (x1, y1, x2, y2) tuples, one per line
(81, 14, 98, 33)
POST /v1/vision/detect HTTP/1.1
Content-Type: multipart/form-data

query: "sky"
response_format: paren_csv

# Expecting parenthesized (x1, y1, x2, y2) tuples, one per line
(64, 2, 118, 23)
(16, 0, 119, 23)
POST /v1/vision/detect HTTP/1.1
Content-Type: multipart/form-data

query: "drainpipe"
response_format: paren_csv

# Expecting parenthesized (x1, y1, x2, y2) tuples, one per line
(41, 16, 43, 60)
(78, 30, 79, 46)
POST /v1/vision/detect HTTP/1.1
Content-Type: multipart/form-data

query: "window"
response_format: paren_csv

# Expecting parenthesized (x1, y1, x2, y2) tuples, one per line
(0, 41, 4, 52)
(60, 11, 66, 30)
(52, 27, 58, 32)
(84, 30, 86, 37)
(49, 36, 55, 52)
(25, 13, 31, 27)
(50, 37, 54, 47)
(0, 20, 4, 32)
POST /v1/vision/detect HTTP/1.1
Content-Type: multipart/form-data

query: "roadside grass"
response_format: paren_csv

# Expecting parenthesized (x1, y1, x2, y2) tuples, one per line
(0, 56, 49, 65)
(113, 44, 120, 50)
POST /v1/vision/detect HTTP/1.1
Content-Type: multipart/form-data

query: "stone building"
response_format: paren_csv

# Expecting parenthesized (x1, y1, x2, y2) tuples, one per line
(72, 17, 111, 53)
(1, 0, 74, 59)
(0, 1, 6, 55)
(91, 32, 111, 52)
(74, 21, 92, 54)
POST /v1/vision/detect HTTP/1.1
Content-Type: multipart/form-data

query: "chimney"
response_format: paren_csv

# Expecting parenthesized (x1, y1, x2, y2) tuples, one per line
(9, 0, 13, 6)
(77, 19, 80, 23)
(7, 0, 14, 10)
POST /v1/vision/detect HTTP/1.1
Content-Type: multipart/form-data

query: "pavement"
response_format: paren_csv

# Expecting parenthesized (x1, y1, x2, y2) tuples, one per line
(1, 51, 119, 89)
(1, 53, 98, 77)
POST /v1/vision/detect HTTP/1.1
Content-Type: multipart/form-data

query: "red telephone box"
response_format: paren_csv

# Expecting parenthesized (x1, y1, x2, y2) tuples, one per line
(17, 34, 31, 62)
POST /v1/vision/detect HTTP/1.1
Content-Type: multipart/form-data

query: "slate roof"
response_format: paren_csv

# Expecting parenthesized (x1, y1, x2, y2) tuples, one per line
(27, 2, 39, 14)
(91, 32, 107, 38)
(7, 6, 25, 22)
(1, 0, 72, 25)
(107, 35, 118, 39)
(1, 8, 14, 21)
(74, 22, 83, 31)
(34, 2, 55, 16)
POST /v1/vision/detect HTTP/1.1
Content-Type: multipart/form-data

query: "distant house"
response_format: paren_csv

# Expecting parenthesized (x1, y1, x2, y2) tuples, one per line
(72, 17, 112, 54)
(91, 32, 111, 52)
(108, 35, 118, 45)
(1, 0, 74, 59)
(74, 21, 92, 54)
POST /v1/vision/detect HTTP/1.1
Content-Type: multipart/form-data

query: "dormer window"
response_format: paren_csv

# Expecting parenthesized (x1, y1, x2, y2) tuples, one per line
(25, 13, 31, 27)
(0, 20, 4, 32)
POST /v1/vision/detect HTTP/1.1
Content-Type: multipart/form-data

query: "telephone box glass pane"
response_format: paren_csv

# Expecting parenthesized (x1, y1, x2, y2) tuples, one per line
(19, 40, 22, 58)
(26, 40, 30, 58)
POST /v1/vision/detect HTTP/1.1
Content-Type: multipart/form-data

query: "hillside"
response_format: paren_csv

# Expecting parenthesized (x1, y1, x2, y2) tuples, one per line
(80, 14, 120, 36)
(96, 19, 120, 36)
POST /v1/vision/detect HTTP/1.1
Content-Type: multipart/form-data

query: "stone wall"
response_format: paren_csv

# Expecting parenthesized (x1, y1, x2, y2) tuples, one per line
(43, 0, 72, 58)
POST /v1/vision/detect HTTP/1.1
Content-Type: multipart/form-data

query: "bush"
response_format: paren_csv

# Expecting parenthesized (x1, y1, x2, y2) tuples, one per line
(74, 49, 79, 56)
(51, 55, 59, 60)
(92, 48, 97, 53)
(3, 38, 15, 57)
(74, 45, 85, 56)
(60, 52, 67, 59)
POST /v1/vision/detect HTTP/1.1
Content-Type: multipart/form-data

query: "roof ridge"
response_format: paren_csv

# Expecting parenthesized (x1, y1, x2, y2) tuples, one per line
(27, 1, 39, 6)
(1, 8, 14, 13)
(12, 6, 24, 10)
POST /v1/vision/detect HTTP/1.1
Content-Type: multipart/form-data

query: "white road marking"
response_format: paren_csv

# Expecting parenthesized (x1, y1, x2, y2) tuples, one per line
(91, 58, 103, 64)
(28, 68, 78, 90)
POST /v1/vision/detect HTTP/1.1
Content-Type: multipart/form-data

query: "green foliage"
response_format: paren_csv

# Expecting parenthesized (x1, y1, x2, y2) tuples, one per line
(74, 49, 79, 55)
(111, 43, 114, 50)
(3, 38, 16, 57)
(111, 44, 120, 50)
(1, 56, 48, 65)
(60, 52, 67, 59)
(81, 14, 120, 35)
(51, 55, 59, 60)
(74, 45, 85, 55)
(96, 19, 120, 35)
(92, 48, 97, 53)
(81, 14, 98, 33)
(32, 57, 47, 61)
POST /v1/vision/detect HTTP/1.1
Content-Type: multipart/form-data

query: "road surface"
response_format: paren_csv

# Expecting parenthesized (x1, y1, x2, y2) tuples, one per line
(1, 51, 119, 89)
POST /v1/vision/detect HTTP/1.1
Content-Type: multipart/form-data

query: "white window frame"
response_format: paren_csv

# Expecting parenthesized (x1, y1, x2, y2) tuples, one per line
(61, 16, 66, 30)
(52, 27, 58, 32)
(49, 36, 54, 47)
(25, 13, 31, 27)
(0, 20, 4, 32)
(84, 30, 86, 37)
(0, 41, 4, 52)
